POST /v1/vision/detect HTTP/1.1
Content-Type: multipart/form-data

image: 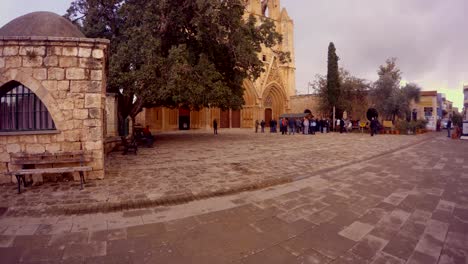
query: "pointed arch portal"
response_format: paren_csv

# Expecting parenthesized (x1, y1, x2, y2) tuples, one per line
(0, 81, 56, 131)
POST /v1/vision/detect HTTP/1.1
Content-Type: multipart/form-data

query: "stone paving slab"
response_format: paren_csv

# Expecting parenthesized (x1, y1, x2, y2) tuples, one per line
(0, 133, 466, 263)
(0, 130, 432, 216)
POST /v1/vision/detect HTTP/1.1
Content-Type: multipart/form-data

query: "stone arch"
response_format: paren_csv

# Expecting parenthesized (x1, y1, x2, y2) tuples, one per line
(0, 69, 65, 130)
(262, 81, 288, 120)
(243, 80, 258, 106)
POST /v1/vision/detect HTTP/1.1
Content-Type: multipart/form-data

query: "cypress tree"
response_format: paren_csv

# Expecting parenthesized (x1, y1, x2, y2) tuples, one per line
(326, 42, 340, 116)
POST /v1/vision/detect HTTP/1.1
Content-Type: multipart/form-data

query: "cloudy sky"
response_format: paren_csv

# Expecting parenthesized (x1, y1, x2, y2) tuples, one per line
(0, 0, 465, 109)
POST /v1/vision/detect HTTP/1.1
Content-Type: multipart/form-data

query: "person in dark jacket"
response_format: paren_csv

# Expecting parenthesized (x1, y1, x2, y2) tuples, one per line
(340, 118, 345, 133)
(370, 117, 377, 136)
(447, 119, 452, 138)
(288, 117, 295, 135)
(260, 120, 265, 133)
(213, 119, 218, 135)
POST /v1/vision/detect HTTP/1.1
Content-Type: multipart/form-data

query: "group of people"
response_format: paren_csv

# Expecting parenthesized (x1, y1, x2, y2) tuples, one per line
(255, 117, 333, 135)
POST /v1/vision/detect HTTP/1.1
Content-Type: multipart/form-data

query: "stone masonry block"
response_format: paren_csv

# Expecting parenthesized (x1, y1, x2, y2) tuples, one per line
(75, 99, 85, 108)
(83, 119, 101, 127)
(0, 152, 10, 162)
(44, 56, 59, 67)
(59, 57, 78, 67)
(60, 98, 75, 110)
(0, 47, 3, 56)
(37, 135, 54, 144)
(89, 127, 103, 141)
(48, 68, 65, 80)
(61, 120, 75, 131)
(63, 130, 81, 142)
(19, 46, 46, 56)
(5, 57, 21, 67)
(25, 144, 45, 154)
(66, 68, 85, 80)
(41, 80, 57, 92)
(73, 109, 89, 120)
(19, 135, 37, 143)
(0, 57, 4, 68)
(62, 110, 73, 121)
(73, 120, 84, 129)
(87, 81, 102, 93)
(3, 46, 19, 56)
(47, 46, 62, 55)
(85, 94, 102, 108)
(6, 144, 21, 153)
(92, 49, 104, 59)
(78, 47, 92, 57)
(46, 143, 61, 153)
(85, 141, 103, 151)
(57, 80, 70, 91)
(61, 142, 81, 152)
(79, 58, 101, 69)
(90, 70, 102, 81)
(70, 80, 89, 93)
(89, 108, 102, 119)
(22, 56, 43, 67)
(63, 47, 78, 56)
(33, 68, 47, 80)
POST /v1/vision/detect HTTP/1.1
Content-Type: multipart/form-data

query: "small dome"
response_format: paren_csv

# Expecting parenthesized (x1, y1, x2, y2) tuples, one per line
(0, 11, 85, 38)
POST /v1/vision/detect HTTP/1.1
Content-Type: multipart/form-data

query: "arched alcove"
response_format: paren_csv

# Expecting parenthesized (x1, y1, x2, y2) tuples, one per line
(0, 81, 56, 131)
(262, 82, 287, 121)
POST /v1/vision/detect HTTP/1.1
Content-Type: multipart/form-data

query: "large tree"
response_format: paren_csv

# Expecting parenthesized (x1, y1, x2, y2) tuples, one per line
(370, 58, 420, 121)
(66, 0, 287, 131)
(324, 42, 341, 117)
(313, 68, 369, 119)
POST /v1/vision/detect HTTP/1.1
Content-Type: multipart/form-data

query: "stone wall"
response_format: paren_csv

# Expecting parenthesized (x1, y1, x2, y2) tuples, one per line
(290, 95, 320, 115)
(0, 36, 109, 183)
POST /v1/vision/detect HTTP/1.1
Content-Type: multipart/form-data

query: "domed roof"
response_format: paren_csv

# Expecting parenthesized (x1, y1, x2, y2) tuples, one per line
(0, 11, 85, 38)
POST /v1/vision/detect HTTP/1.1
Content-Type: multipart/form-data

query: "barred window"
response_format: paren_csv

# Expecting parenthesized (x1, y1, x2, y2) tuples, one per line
(0, 81, 55, 131)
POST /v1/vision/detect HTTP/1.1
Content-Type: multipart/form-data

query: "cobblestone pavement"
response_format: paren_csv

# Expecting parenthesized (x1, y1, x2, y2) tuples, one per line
(0, 132, 467, 263)
(0, 130, 432, 216)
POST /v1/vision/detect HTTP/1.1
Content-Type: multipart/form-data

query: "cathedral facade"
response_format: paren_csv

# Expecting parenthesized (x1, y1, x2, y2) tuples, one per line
(136, 0, 295, 130)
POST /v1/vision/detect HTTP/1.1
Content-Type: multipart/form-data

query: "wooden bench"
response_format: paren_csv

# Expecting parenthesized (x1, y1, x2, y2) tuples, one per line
(8, 151, 92, 194)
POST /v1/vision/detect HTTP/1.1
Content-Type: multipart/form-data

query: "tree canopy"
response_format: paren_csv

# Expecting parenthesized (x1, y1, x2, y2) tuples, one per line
(66, 0, 287, 124)
(370, 58, 420, 121)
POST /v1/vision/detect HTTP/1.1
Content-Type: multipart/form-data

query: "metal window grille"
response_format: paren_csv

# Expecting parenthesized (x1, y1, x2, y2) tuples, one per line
(0, 83, 55, 131)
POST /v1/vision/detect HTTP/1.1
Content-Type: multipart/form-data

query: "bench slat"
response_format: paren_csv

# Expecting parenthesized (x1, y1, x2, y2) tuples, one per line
(12, 158, 92, 165)
(8, 166, 93, 175)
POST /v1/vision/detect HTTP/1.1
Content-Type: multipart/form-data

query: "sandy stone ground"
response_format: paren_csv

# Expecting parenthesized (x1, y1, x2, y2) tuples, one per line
(1, 129, 430, 216)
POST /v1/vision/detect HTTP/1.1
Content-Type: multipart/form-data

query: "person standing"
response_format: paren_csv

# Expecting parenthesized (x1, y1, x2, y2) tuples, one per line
(340, 118, 345, 133)
(370, 117, 377, 136)
(255, 120, 259, 133)
(447, 118, 452, 138)
(288, 117, 295, 135)
(260, 120, 265, 133)
(303, 117, 309, 135)
(213, 119, 218, 135)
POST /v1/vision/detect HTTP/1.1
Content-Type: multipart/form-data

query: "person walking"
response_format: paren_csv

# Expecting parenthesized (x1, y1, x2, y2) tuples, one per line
(255, 120, 259, 133)
(339, 118, 345, 133)
(260, 120, 265, 133)
(447, 118, 452, 138)
(213, 119, 218, 135)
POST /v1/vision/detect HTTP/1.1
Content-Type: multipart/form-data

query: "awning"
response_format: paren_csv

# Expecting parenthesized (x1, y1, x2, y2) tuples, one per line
(279, 113, 311, 118)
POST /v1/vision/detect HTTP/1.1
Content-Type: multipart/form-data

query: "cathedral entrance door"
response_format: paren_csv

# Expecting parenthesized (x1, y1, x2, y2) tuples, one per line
(265, 108, 272, 127)
(220, 110, 230, 128)
(231, 110, 241, 128)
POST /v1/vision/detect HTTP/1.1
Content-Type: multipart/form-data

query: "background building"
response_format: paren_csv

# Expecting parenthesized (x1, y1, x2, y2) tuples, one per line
(0, 12, 114, 183)
(136, 0, 296, 130)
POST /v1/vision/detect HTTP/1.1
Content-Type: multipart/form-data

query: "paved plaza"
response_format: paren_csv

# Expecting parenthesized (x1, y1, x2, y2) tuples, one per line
(0, 131, 467, 263)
